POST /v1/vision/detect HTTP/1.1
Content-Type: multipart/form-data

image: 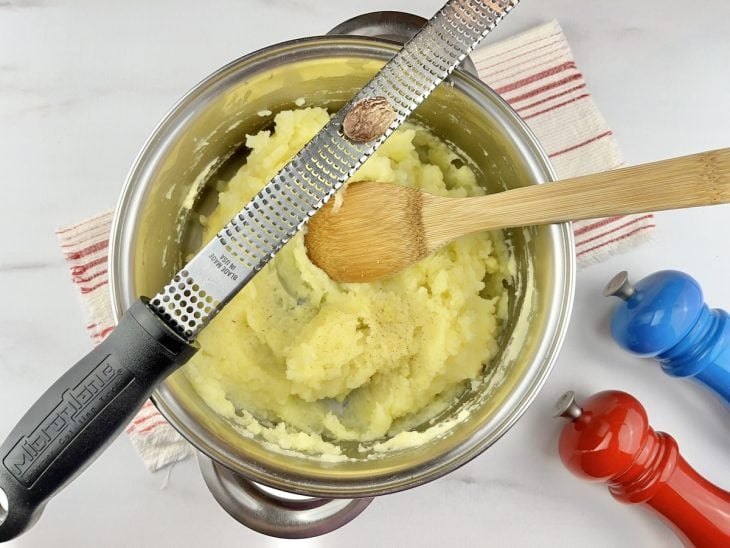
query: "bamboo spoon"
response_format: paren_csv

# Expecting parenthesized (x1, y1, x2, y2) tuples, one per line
(305, 148, 730, 283)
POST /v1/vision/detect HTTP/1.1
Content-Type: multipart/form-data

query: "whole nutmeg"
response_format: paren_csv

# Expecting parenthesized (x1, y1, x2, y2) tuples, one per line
(342, 97, 396, 143)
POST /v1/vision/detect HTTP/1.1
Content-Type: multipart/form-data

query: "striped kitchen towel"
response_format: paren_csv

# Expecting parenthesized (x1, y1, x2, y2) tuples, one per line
(56, 20, 654, 472)
(476, 20, 654, 262)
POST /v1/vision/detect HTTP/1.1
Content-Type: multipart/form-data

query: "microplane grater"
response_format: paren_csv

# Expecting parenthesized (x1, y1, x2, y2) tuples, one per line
(150, 0, 521, 341)
(0, 1, 522, 540)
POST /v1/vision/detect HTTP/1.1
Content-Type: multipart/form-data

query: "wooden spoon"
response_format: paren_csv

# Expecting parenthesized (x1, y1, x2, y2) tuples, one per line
(305, 148, 730, 283)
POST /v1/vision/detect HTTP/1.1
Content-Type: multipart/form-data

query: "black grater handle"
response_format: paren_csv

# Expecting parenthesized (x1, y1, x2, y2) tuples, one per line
(0, 298, 195, 542)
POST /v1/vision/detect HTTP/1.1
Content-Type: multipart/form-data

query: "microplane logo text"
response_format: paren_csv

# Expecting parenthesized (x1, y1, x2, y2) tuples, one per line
(3, 357, 131, 486)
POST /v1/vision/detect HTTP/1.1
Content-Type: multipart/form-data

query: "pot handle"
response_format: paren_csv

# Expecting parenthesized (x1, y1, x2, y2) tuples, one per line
(327, 11, 480, 78)
(198, 453, 373, 538)
(0, 299, 195, 542)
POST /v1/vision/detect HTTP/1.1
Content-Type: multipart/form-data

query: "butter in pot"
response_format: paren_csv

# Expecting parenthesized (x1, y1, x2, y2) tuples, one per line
(182, 106, 516, 457)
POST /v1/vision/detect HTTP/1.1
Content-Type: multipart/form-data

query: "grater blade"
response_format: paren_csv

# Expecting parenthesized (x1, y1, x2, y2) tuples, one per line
(150, 0, 520, 341)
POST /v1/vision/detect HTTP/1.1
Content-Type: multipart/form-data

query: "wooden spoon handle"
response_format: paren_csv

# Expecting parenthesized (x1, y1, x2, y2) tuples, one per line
(433, 148, 730, 238)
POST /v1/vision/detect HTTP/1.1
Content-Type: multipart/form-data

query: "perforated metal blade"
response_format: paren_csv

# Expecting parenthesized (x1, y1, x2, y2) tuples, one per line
(150, 0, 520, 340)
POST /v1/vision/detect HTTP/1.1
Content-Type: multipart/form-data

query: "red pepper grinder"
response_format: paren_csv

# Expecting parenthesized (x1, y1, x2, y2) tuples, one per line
(553, 390, 730, 547)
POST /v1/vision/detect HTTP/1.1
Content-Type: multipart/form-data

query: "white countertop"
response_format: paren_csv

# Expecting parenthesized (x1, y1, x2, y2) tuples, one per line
(1, 1, 729, 546)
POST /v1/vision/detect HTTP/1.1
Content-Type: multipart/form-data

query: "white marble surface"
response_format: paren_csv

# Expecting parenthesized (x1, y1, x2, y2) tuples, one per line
(1, 1, 729, 546)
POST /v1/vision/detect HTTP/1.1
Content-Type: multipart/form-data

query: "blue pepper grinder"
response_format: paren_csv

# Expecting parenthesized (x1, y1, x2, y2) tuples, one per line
(605, 270, 730, 405)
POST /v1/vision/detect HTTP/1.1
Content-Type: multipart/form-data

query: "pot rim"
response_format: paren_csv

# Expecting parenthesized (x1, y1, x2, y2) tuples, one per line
(109, 34, 575, 497)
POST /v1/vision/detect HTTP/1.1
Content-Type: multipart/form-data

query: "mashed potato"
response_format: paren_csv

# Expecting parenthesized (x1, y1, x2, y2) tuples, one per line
(183, 107, 514, 454)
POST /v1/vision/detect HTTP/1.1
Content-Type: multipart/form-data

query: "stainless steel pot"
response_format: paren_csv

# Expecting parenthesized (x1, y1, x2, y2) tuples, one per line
(109, 12, 575, 538)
